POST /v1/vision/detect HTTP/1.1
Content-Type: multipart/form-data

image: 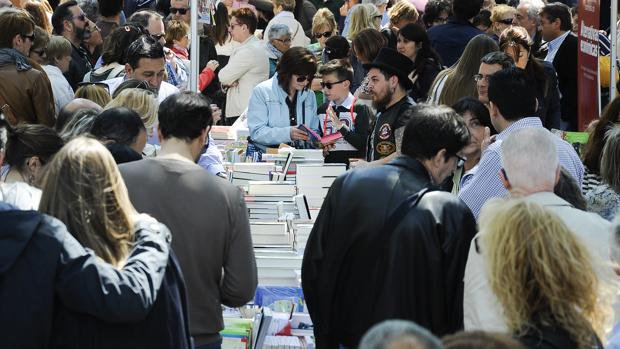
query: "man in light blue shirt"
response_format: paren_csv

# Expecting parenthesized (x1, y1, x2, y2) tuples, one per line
(458, 67, 583, 219)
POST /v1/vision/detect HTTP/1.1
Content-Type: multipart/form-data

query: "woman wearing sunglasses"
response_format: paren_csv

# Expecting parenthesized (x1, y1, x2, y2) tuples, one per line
(247, 47, 320, 156)
(489, 5, 517, 40)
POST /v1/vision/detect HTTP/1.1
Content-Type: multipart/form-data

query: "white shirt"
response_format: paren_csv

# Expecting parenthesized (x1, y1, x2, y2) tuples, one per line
(0, 182, 41, 210)
(544, 30, 570, 63)
(103, 77, 179, 103)
(218, 35, 269, 117)
(42, 65, 74, 116)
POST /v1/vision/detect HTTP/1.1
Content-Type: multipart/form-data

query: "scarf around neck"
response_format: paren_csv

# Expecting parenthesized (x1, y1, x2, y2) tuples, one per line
(0, 48, 32, 71)
(267, 42, 284, 61)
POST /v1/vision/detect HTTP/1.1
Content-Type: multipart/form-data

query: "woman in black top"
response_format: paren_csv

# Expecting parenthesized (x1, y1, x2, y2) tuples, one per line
(396, 23, 443, 102)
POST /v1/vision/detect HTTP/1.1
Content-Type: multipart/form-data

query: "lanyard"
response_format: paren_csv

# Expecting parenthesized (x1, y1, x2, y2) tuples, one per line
(323, 97, 357, 136)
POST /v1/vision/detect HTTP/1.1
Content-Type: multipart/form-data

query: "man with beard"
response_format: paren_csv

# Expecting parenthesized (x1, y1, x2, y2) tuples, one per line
(52, 1, 92, 90)
(352, 48, 416, 168)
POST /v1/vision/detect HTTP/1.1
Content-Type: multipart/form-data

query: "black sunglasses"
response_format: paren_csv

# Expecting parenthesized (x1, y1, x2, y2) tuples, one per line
(170, 7, 189, 15)
(21, 33, 35, 42)
(314, 31, 332, 39)
(497, 18, 514, 25)
(295, 75, 312, 83)
(320, 80, 346, 89)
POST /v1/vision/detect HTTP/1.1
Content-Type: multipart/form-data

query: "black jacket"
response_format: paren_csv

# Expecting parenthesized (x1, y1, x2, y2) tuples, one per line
(0, 203, 171, 349)
(301, 156, 477, 348)
(536, 61, 562, 130)
(51, 251, 193, 349)
(552, 33, 578, 130)
(518, 324, 603, 349)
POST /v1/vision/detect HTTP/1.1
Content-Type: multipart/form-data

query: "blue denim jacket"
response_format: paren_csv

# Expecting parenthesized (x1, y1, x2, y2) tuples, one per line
(247, 74, 319, 150)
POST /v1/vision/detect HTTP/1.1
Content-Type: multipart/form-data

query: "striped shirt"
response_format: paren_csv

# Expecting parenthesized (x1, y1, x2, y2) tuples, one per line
(458, 117, 585, 219)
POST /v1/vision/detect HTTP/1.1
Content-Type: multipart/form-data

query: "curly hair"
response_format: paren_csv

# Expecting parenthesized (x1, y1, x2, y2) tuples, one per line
(480, 199, 611, 349)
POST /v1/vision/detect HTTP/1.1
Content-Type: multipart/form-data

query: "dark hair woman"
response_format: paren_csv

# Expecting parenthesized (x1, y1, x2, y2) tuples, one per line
(397, 23, 443, 102)
(499, 26, 561, 130)
(246, 47, 320, 156)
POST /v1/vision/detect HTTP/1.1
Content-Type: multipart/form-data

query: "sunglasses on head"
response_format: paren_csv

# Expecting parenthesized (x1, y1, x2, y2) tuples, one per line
(314, 31, 332, 39)
(170, 7, 189, 15)
(320, 80, 346, 89)
(498, 18, 514, 25)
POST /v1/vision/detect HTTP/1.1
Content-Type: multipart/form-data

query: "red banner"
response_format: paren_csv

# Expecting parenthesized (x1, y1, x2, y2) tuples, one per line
(577, 0, 600, 130)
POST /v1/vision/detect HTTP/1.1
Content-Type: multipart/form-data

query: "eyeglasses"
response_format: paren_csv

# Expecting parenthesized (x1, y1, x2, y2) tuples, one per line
(295, 75, 312, 83)
(170, 7, 189, 15)
(151, 33, 165, 41)
(473, 74, 491, 83)
(320, 80, 346, 89)
(275, 38, 292, 44)
(455, 154, 467, 168)
(21, 33, 35, 42)
(73, 14, 86, 22)
(313, 31, 332, 39)
(497, 18, 514, 25)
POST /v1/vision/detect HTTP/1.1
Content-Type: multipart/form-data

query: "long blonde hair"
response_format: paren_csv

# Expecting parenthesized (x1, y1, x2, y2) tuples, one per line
(105, 88, 159, 131)
(347, 4, 377, 40)
(480, 199, 611, 348)
(39, 137, 136, 267)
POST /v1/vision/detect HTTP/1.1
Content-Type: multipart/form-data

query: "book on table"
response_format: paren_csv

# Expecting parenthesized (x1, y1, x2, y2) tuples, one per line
(247, 181, 297, 196)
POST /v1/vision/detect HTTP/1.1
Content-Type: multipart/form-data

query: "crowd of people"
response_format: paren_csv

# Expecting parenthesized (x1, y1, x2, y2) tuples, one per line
(1, 0, 620, 348)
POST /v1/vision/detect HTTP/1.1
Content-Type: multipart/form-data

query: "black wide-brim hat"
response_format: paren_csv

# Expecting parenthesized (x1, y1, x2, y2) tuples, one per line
(363, 47, 414, 90)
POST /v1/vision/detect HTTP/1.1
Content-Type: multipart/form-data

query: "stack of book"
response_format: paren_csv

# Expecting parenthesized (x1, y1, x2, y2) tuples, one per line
(293, 223, 313, 252)
(230, 163, 278, 187)
(245, 181, 297, 222)
(254, 248, 303, 287)
(221, 318, 254, 349)
(262, 149, 325, 181)
(296, 164, 346, 218)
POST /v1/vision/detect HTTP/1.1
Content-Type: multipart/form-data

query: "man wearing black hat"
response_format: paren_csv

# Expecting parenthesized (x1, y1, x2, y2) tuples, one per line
(352, 48, 416, 168)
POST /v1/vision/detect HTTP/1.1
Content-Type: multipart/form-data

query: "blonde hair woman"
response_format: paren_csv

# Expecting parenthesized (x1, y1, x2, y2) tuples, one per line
(490, 5, 517, 38)
(347, 4, 379, 40)
(105, 88, 159, 143)
(480, 199, 610, 349)
(74, 83, 112, 107)
(39, 137, 191, 348)
(311, 8, 338, 49)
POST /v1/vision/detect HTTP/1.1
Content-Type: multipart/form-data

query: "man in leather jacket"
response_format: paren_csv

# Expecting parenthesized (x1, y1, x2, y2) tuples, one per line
(0, 202, 172, 348)
(302, 104, 477, 349)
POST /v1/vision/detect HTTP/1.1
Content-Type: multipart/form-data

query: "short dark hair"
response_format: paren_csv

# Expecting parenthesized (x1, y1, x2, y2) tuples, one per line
(422, 0, 452, 28)
(51, 0, 77, 35)
(473, 9, 492, 29)
(231, 8, 257, 34)
(452, 97, 496, 134)
(401, 104, 469, 160)
(481, 51, 514, 69)
(376, 68, 409, 91)
(90, 107, 146, 146)
(276, 47, 317, 91)
(97, 0, 123, 18)
(453, 0, 483, 21)
(126, 35, 165, 69)
(540, 3, 573, 32)
(101, 24, 146, 65)
(0, 9, 36, 49)
(318, 59, 354, 83)
(158, 92, 214, 142)
(488, 67, 537, 121)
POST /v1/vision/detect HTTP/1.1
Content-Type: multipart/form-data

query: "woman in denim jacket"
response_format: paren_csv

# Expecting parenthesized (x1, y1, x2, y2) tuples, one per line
(247, 47, 320, 154)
